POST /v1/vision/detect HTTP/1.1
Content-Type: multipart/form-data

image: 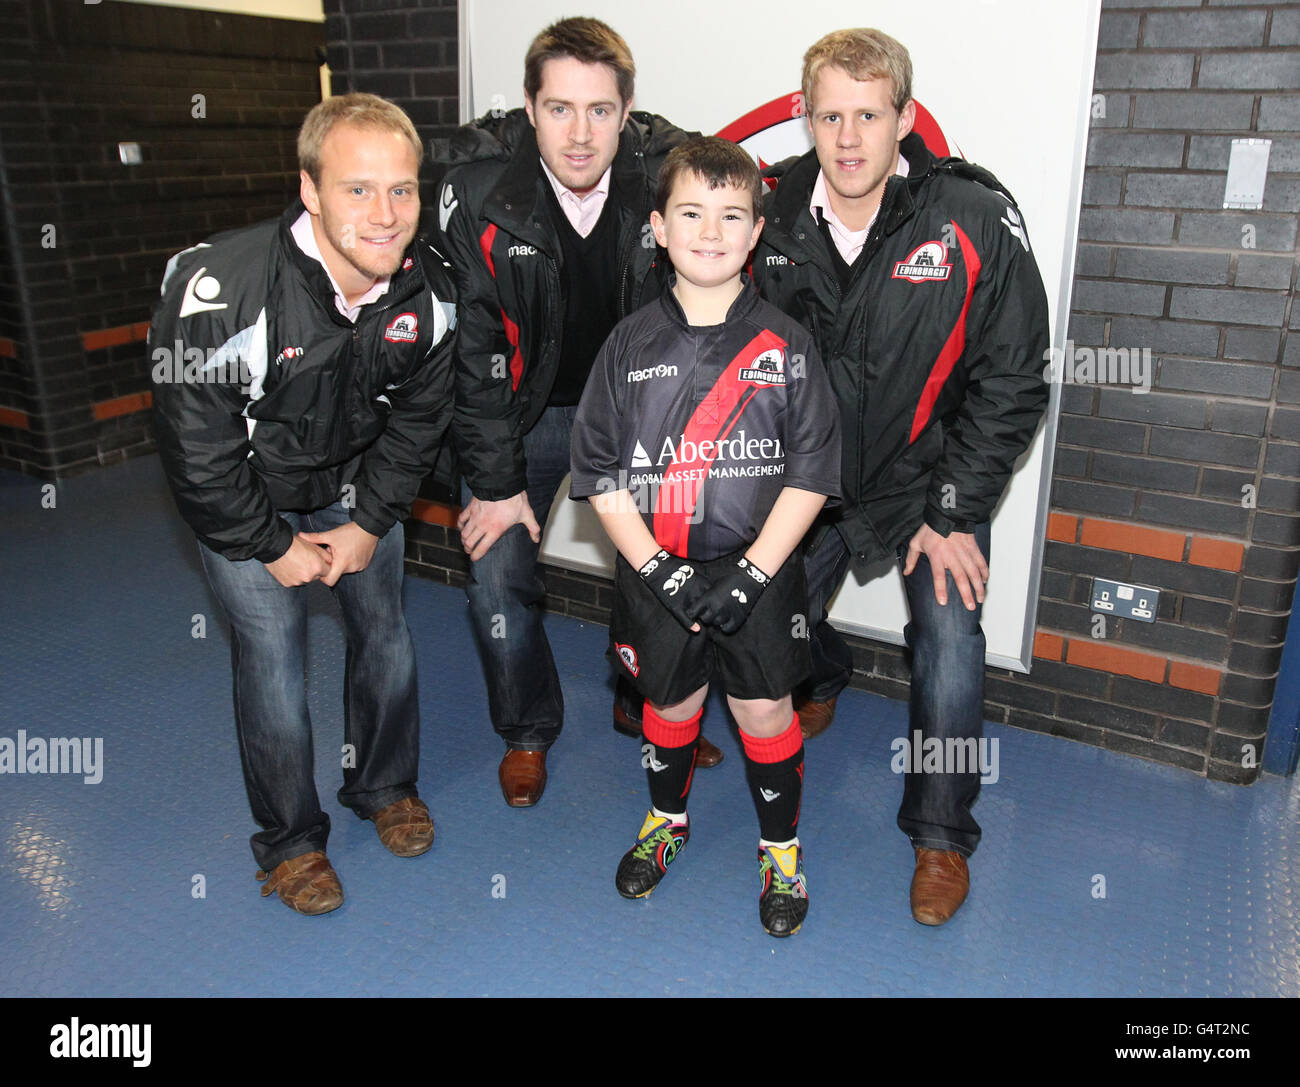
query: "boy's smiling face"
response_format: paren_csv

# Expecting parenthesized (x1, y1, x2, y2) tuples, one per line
(651, 174, 763, 292)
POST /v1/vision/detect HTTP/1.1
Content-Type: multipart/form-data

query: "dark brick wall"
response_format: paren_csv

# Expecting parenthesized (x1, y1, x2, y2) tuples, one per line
(0, 0, 322, 478)
(348, 0, 1300, 784)
(322, 0, 459, 216)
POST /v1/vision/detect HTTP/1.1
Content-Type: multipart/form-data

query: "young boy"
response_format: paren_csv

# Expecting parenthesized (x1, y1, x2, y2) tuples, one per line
(569, 137, 841, 936)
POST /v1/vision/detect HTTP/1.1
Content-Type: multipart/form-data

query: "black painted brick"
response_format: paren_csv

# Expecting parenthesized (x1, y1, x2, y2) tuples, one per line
(1220, 672, 1280, 706)
(1237, 577, 1296, 613)
(1227, 640, 1284, 675)
(1159, 358, 1275, 401)
(1103, 731, 1205, 774)
(1092, 451, 1198, 492)
(1051, 479, 1138, 518)
(1200, 467, 1256, 502)
(1112, 676, 1214, 722)
(1057, 414, 1147, 452)
(1131, 555, 1237, 600)
(1209, 401, 1269, 436)
(1024, 657, 1112, 698)
(1242, 545, 1300, 580)
(1096, 388, 1205, 429)
(1157, 719, 1211, 752)
(1252, 511, 1300, 547)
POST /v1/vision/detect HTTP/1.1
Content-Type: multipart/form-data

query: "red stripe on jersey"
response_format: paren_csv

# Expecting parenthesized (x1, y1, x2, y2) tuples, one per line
(908, 221, 981, 444)
(478, 222, 525, 391)
(652, 329, 788, 555)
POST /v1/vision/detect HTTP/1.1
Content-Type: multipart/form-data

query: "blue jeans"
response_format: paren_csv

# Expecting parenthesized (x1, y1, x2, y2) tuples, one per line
(802, 521, 992, 857)
(461, 405, 576, 750)
(199, 501, 420, 871)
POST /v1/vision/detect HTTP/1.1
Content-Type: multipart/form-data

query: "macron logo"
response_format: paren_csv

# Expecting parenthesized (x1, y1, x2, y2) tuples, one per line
(507, 244, 538, 258)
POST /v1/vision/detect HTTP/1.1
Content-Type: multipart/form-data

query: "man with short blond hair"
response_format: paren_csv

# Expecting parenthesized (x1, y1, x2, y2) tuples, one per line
(151, 93, 458, 914)
(754, 28, 1049, 925)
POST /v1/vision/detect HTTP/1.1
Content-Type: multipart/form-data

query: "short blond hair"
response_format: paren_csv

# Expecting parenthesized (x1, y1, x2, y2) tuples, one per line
(297, 93, 423, 186)
(802, 28, 912, 115)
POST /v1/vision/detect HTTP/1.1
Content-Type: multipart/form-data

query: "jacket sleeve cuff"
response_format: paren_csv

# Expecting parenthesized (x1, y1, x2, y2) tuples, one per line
(923, 508, 977, 537)
(250, 518, 295, 564)
(351, 505, 393, 541)
(464, 475, 529, 503)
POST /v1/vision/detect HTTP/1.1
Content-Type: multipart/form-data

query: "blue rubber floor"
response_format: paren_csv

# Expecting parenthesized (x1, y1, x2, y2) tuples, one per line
(1, 455, 1297, 998)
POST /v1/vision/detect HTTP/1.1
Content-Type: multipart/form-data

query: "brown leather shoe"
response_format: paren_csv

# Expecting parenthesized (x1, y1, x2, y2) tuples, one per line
(256, 851, 343, 916)
(370, 796, 434, 857)
(612, 701, 640, 738)
(499, 749, 547, 807)
(696, 735, 724, 768)
(614, 701, 723, 768)
(910, 847, 970, 926)
(795, 696, 837, 739)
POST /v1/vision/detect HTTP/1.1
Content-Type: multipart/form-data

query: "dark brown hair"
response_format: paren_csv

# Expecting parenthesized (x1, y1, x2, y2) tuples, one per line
(524, 17, 635, 106)
(655, 137, 764, 223)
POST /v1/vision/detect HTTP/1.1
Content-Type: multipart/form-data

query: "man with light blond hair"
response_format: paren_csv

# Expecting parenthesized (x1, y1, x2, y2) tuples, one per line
(754, 28, 1049, 926)
(152, 93, 458, 915)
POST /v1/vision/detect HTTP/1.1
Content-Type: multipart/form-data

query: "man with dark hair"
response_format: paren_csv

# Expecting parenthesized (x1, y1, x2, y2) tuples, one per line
(754, 28, 1049, 925)
(434, 17, 720, 807)
(151, 93, 458, 915)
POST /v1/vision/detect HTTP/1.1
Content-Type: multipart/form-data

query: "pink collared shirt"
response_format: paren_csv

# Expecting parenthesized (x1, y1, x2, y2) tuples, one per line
(810, 154, 911, 266)
(540, 158, 613, 238)
(290, 211, 391, 322)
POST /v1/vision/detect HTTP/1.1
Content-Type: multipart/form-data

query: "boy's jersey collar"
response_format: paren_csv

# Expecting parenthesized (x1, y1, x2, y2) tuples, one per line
(659, 272, 760, 329)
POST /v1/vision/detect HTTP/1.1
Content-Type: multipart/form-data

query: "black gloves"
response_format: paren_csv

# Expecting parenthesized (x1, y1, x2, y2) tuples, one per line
(690, 556, 772, 635)
(639, 550, 710, 632)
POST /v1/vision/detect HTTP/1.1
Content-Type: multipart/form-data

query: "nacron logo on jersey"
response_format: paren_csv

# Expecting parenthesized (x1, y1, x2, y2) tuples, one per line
(384, 313, 419, 343)
(892, 240, 953, 283)
(739, 347, 786, 385)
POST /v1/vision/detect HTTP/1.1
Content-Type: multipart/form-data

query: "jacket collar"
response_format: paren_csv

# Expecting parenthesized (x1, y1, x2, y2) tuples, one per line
(765, 131, 935, 266)
(278, 198, 421, 320)
(483, 119, 651, 256)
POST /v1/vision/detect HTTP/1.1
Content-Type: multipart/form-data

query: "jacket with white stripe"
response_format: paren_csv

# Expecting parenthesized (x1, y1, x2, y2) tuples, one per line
(149, 199, 458, 563)
(753, 132, 1050, 563)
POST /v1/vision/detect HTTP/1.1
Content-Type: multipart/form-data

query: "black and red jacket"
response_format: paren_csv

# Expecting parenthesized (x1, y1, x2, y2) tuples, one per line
(570, 278, 841, 561)
(150, 200, 458, 563)
(432, 108, 696, 501)
(752, 132, 1050, 563)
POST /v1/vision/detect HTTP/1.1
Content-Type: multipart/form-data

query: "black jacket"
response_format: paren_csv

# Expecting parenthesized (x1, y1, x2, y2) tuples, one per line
(150, 200, 458, 563)
(431, 108, 696, 501)
(752, 132, 1050, 562)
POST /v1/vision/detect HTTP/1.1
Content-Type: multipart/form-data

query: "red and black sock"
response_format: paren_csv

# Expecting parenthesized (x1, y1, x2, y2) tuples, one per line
(641, 701, 701, 818)
(740, 714, 804, 843)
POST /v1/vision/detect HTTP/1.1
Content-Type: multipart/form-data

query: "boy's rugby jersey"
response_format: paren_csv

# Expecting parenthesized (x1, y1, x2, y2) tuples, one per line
(571, 279, 840, 561)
